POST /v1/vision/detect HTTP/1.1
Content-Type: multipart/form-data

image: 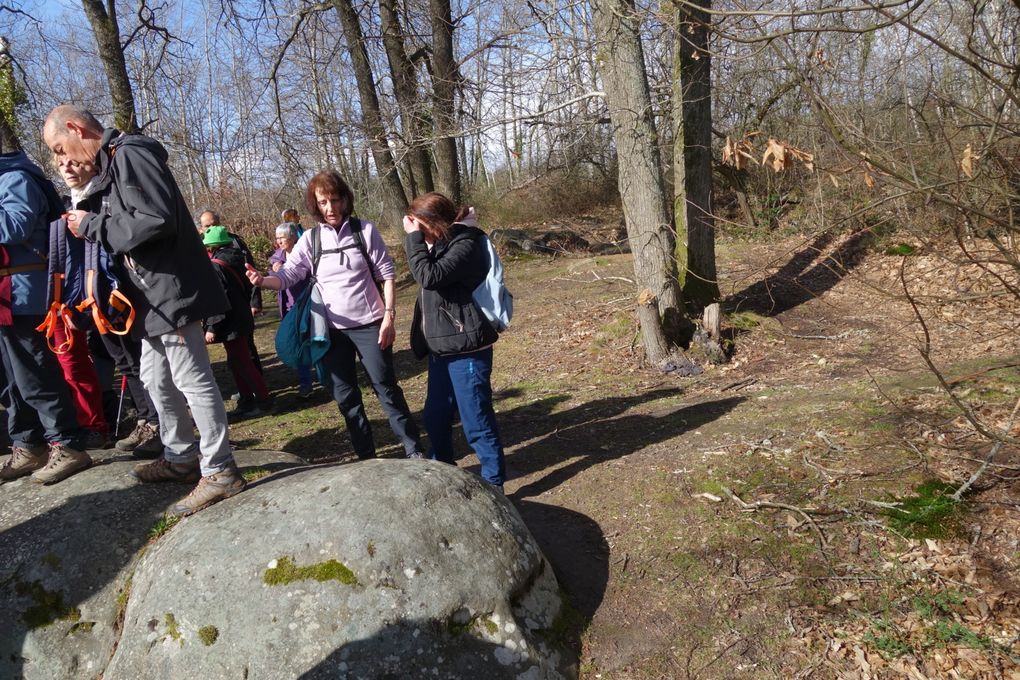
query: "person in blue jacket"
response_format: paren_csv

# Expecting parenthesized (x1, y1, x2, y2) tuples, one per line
(0, 125, 91, 484)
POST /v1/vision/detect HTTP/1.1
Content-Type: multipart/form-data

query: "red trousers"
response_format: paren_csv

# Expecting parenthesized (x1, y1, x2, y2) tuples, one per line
(53, 325, 108, 434)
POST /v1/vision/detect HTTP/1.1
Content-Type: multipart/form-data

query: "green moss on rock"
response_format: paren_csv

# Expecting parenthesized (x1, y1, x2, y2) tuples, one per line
(165, 613, 182, 644)
(40, 553, 62, 570)
(15, 580, 80, 629)
(67, 621, 96, 636)
(263, 556, 358, 586)
(198, 625, 219, 646)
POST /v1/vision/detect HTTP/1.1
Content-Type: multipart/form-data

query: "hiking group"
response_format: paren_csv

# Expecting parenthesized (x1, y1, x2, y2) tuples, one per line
(0, 104, 512, 517)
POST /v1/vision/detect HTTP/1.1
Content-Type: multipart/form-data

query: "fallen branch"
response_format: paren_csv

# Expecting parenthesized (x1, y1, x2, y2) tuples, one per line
(952, 392, 1020, 501)
(719, 485, 833, 549)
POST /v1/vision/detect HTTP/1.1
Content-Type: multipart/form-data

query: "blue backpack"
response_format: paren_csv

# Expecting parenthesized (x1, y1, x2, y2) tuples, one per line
(274, 225, 331, 370)
(472, 234, 513, 332)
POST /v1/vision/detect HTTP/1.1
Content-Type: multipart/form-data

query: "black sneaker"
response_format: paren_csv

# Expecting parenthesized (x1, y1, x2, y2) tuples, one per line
(230, 398, 257, 421)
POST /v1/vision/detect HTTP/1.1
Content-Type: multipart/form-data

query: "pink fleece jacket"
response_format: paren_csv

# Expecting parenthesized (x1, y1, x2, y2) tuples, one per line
(272, 218, 396, 329)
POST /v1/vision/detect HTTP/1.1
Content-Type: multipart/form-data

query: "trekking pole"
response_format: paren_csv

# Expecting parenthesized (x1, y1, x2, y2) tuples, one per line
(114, 374, 127, 438)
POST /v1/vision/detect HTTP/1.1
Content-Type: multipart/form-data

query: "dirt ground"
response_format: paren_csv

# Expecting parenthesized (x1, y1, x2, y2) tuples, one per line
(226, 212, 1019, 679)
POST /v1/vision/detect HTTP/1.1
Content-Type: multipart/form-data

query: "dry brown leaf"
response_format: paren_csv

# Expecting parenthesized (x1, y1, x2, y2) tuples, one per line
(961, 144, 976, 178)
(828, 173, 840, 187)
(763, 138, 787, 171)
(863, 172, 875, 188)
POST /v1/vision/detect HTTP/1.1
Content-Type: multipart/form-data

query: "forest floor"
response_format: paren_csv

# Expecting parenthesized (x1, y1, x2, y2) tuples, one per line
(221, 210, 1020, 679)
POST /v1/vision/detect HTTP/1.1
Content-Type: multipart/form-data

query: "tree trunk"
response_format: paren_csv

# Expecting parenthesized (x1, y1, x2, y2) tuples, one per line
(331, 0, 409, 232)
(429, 0, 461, 203)
(81, 0, 138, 132)
(592, 0, 685, 362)
(379, 0, 433, 197)
(673, 0, 719, 309)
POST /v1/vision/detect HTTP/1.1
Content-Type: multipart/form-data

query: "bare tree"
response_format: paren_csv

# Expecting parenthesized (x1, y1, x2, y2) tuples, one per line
(592, 0, 685, 362)
(330, 0, 409, 231)
(80, 0, 138, 132)
(673, 0, 719, 308)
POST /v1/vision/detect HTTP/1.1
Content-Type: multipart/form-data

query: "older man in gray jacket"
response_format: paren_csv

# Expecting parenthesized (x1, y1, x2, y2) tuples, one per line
(43, 105, 245, 516)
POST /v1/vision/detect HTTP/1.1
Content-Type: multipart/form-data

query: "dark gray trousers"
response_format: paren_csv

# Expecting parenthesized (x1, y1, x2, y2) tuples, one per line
(319, 321, 421, 459)
(0, 315, 83, 450)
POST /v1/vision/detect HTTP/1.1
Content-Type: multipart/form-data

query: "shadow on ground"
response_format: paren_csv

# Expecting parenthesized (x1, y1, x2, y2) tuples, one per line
(488, 389, 745, 500)
(726, 229, 870, 317)
(0, 456, 297, 679)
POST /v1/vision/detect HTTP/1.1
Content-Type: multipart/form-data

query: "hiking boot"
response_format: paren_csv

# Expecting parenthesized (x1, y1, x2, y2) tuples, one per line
(230, 397, 257, 421)
(131, 457, 201, 484)
(167, 466, 246, 517)
(116, 420, 162, 457)
(253, 397, 274, 416)
(0, 445, 49, 481)
(84, 430, 113, 450)
(131, 428, 164, 459)
(298, 385, 314, 399)
(30, 445, 93, 485)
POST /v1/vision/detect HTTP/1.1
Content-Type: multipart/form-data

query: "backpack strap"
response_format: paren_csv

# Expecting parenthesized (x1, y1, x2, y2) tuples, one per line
(75, 241, 135, 336)
(348, 217, 381, 284)
(211, 257, 250, 290)
(310, 225, 322, 278)
(34, 220, 74, 354)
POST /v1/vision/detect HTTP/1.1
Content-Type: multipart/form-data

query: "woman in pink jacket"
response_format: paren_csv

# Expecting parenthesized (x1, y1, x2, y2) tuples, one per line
(247, 171, 423, 460)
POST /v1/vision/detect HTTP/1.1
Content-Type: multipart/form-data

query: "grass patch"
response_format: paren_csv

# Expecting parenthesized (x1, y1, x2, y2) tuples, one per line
(593, 316, 634, 348)
(263, 556, 358, 586)
(728, 311, 766, 331)
(882, 479, 965, 539)
(149, 514, 181, 541)
(884, 243, 917, 256)
(242, 468, 271, 482)
(864, 618, 913, 658)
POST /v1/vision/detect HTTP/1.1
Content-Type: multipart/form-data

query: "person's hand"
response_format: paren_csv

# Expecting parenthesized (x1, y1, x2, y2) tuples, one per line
(271, 261, 282, 272)
(204, 331, 215, 344)
(65, 210, 89, 238)
(250, 307, 260, 318)
(378, 313, 396, 350)
(402, 215, 419, 235)
(245, 263, 264, 286)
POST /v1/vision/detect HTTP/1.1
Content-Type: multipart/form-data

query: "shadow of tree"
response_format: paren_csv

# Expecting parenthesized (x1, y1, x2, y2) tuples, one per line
(502, 393, 745, 500)
(725, 229, 870, 317)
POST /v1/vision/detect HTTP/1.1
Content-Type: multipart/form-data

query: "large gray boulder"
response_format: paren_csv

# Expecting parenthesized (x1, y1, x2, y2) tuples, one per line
(104, 459, 571, 679)
(0, 448, 305, 680)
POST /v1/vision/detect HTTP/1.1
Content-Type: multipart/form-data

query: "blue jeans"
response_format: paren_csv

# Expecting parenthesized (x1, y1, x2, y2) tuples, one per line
(424, 347, 505, 486)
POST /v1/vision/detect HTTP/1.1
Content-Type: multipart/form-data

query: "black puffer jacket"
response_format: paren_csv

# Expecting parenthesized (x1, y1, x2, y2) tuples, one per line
(405, 224, 498, 358)
(78, 128, 227, 339)
(205, 245, 254, 342)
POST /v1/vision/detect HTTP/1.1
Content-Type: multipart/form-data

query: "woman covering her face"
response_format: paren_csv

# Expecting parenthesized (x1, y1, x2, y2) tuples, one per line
(402, 192, 507, 492)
